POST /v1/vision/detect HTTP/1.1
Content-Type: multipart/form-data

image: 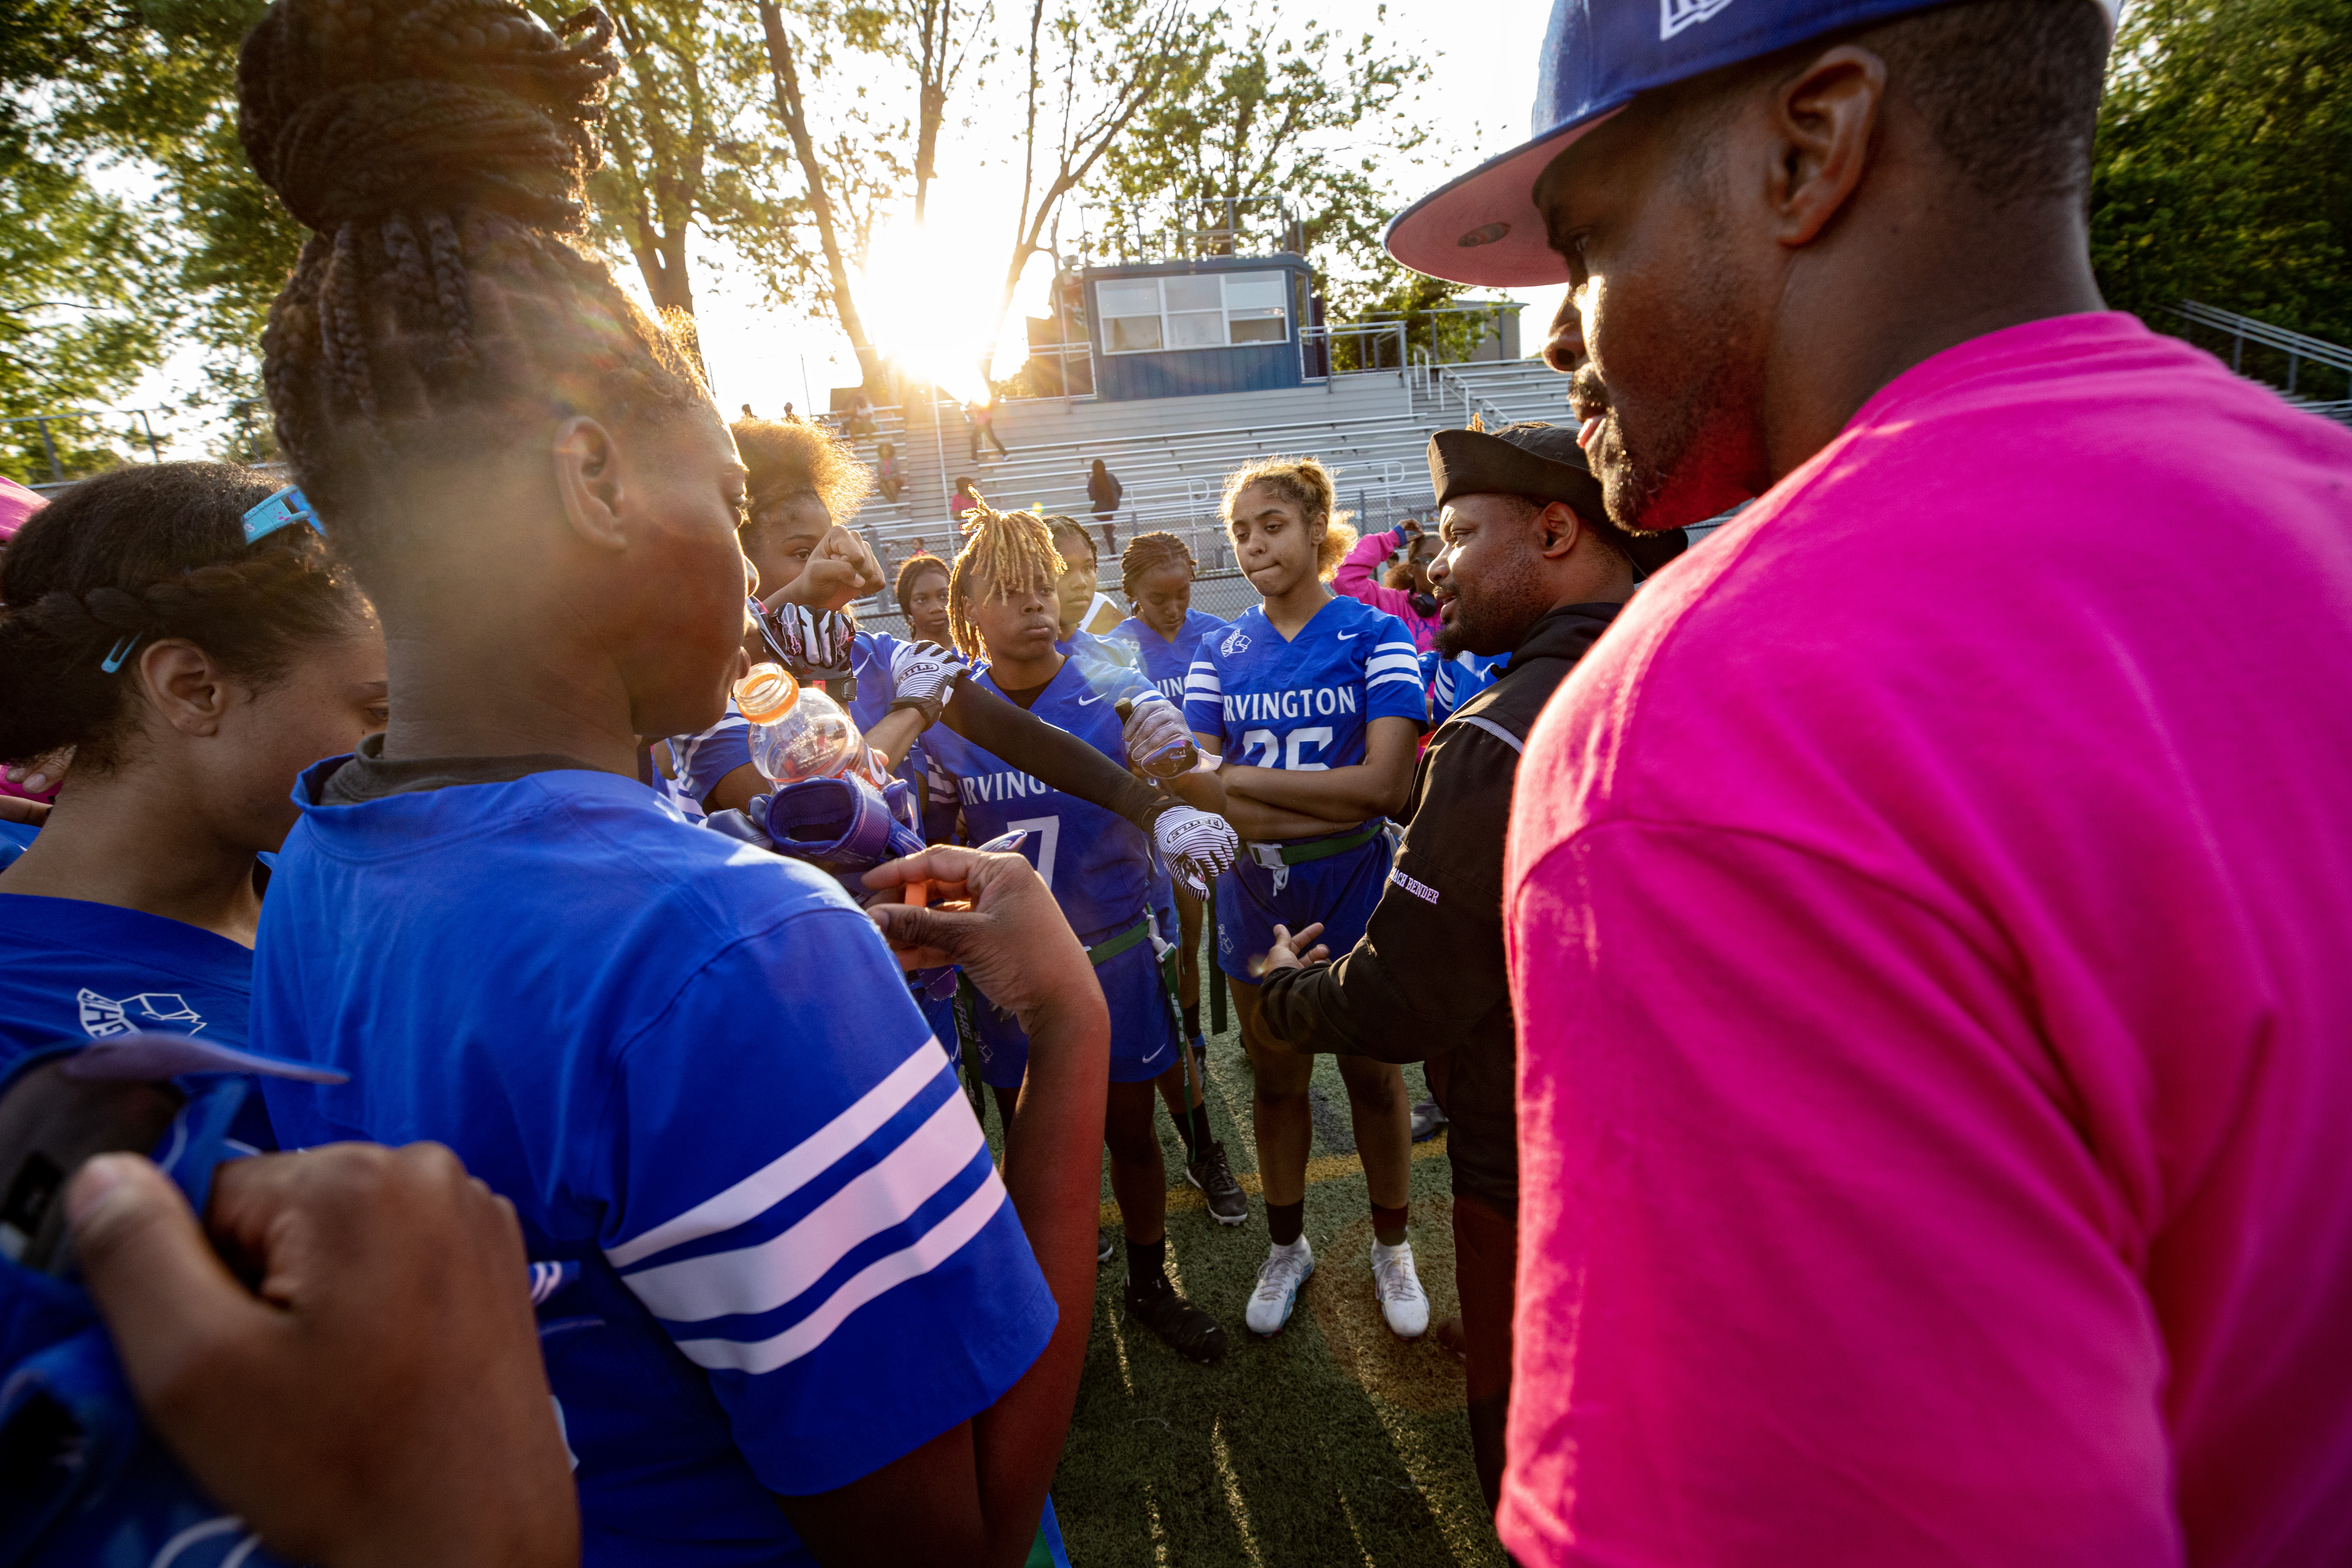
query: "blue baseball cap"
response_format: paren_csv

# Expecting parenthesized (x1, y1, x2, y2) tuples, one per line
(1385, 0, 2120, 287)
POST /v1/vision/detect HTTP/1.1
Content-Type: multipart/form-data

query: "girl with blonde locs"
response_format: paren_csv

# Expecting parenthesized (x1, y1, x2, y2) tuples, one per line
(225, 1, 1193, 1562)
(1182, 455, 1434, 1343)
(925, 496, 1239, 1364)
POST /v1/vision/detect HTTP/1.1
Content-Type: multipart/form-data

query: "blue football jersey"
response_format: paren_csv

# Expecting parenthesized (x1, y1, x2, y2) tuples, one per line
(1113, 608, 1227, 706)
(0, 818, 36, 869)
(1057, 628, 1139, 673)
(1184, 595, 1427, 785)
(1424, 647, 1508, 723)
(0, 894, 254, 1077)
(253, 762, 1056, 1567)
(923, 652, 1160, 941)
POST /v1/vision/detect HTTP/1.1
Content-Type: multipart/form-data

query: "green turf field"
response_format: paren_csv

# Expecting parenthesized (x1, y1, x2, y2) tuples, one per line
(982, 1006, 1506, 1568)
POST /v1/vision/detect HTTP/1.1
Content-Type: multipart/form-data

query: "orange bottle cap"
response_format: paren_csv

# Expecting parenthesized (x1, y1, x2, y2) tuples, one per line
(734, 662, 800, 723)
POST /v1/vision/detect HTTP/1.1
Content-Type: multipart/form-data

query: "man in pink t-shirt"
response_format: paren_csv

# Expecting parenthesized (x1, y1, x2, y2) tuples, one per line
(1386, 1, 2352, 1564)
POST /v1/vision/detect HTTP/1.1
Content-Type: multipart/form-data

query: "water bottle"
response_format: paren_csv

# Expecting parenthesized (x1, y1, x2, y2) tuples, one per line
(1114, 696, 1200, 780)
(734, 663, 884, 786)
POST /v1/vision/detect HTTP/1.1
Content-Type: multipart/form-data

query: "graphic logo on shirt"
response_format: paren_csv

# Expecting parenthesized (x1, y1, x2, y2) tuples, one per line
(77, 987, 206, 1038)
(1336, 631, 1359, 641)
(1218, 925, 1233, 956)
(1660, 0, 1737, 39)
(1077, 692, 1105, 706)
(1220, 629, 1251, 658)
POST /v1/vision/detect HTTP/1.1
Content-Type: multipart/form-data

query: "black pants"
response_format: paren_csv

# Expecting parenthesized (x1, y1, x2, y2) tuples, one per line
(1453, 1188, 1517, 1517)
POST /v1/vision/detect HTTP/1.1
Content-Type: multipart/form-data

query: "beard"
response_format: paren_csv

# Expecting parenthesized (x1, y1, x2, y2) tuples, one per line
(1574, 198, 1767, 532)
(1435, 559, 1555, 658)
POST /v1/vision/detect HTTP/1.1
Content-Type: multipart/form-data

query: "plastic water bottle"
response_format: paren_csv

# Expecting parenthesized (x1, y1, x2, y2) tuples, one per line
(734, 663, 883, 786)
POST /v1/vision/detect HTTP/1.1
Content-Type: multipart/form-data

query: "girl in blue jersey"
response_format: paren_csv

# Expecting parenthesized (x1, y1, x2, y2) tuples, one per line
(1184, 457, 1434, 1342)
(1045, 518, 1138, 667)
(233, 5, 1122, 1561)
(0, 463, 384, 1076)
(1114, 532, 1228, 1056)
(922, 504, 1236, 1363)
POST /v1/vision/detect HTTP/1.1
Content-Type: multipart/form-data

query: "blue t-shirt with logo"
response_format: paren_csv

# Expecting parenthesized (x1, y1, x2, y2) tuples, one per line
(922, 653, 1160, 942)
(1112, 609, 1227, 706)
(0, 894, 255, 1075)
(251, 763, 1056, 1567)
(1184, 596, 1427, 831)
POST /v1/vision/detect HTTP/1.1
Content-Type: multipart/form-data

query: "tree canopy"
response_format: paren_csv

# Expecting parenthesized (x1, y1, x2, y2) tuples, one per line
(2090, 0, 2352, 348)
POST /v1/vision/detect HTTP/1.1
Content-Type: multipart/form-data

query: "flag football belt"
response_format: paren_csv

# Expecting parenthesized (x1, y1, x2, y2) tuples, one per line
(1245, 821, 1383, 872)
(1085, 916, 1153, 968)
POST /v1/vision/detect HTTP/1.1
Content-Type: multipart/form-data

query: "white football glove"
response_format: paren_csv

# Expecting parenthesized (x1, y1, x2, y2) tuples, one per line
(1152, 804, 1238, 898)
(886, 639, 965, 726)
(758, 602, 858, 674)
(1120, 692, 1198, 779)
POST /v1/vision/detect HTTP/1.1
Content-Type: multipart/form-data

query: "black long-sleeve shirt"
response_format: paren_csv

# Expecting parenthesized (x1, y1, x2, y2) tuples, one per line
(1255, 602, 1622, 1215)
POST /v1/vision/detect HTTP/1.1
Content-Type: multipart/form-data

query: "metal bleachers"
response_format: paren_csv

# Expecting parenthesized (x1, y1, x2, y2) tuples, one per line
(833, 356, 1576, 629)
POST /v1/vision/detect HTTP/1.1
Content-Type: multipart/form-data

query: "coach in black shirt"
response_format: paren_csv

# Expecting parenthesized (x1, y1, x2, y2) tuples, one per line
(1256, 422, 1684, 1514)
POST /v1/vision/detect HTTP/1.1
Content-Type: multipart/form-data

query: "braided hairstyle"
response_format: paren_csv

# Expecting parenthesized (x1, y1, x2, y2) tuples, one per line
(1119, 530, 1195, 602)
(734, 417, 874, 536)
(0, 463, 369, 769)
(1044, 517, 1096, 575)
(1220, 456, 1357, 581)
(237, 0, 708, 577)
(945, 489, 1065, 662)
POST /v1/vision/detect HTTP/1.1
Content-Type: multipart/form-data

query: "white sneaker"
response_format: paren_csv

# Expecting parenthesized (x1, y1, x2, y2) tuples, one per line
(1371, 1239, 1429, 1339)
(1245, 1238, 1315, 1336)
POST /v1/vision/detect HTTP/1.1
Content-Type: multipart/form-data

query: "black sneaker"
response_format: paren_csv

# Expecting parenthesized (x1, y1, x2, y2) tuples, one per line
(1125, 1277, 1227, 1364)
(1409, 1098, 1449, 1142)
(1185, 1141, 1248, 1227)
(1098, 1229, 1116, 1265)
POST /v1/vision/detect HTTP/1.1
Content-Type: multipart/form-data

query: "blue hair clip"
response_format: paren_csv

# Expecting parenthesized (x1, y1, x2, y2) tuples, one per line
(241, 485, 316, 545)
(99, 633, 142, 674)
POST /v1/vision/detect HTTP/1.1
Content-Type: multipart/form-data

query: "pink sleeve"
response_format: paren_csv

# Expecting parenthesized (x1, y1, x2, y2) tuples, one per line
(1333, 528, 1413, 618)
(1502, 819, 2178, 1568)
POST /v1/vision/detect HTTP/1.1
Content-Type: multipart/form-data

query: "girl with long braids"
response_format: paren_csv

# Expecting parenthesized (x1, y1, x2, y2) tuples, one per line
(231, 4, 1159, 1561)
(1184, 456, 1432, 1342)
(0, 463, 384, 1079)
(1113, 531, 1229, 1058)
(920, 500, 1234, 1364)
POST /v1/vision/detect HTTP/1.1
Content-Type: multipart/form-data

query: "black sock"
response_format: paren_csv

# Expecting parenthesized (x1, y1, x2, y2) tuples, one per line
(1182, 1004, 1202, 1038)
(1127, 1236, 1168, 1292)
(1172, 1101, 1208, 1160)
(1372, 1202, 1409, 1248)
(1268, 1200, 1305, 1248)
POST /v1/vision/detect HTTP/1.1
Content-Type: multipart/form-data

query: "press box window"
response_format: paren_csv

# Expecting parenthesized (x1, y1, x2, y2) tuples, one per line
(1098, 271, 1292, 354)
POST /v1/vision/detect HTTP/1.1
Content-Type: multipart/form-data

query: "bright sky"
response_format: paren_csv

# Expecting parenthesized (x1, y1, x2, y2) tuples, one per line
(130, 0, 1570, 438)
(657, 0, 1571, 415)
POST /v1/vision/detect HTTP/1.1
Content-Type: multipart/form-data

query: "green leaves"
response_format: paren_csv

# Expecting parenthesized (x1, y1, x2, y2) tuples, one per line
(2090, 0, 2352, 351)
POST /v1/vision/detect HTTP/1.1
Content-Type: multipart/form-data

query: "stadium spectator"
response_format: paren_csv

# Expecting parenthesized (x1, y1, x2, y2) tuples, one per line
(896, 552, 952, 646)
(232, 3, 1125, 1559)
(952, 476, 980, 518)
(1185, 457, 1431, 1343)
(65, 1142, 580, 1568)
(847, 392, 877, 439)
(967, 398, 1009, 462)
(0, 464, 384, 1079)
(1112, 531, 1228, 1057)
(1253, 424, 1680, 1514)
(875, 439, 905, 502)
(1387, 0, 2352, 1563)
(924, 500, 1233, 1363)
(1087, 458, 1124, 552)
(1334, 519, 1440, 651)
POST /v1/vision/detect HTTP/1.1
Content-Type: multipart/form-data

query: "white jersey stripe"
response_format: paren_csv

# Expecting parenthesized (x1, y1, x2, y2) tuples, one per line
(604, 1038, 950, 1269)
(621, 1090, 986, 1323)
(1368, 671, 1426, 691)
(1366, 654, 1421, 677)
(672, 1170, 1009, 1375)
